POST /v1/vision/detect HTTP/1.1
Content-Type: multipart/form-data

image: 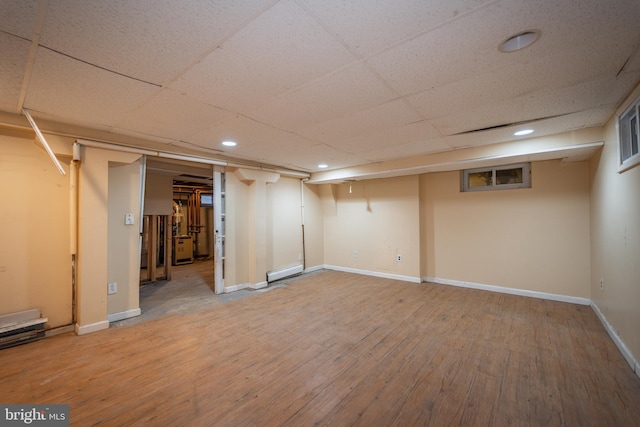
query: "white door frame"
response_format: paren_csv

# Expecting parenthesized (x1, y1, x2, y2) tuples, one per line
(212, 167, 225, 294)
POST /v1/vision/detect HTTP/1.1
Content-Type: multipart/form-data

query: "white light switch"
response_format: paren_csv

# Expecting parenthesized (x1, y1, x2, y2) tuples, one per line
(125, 213, 134, 225)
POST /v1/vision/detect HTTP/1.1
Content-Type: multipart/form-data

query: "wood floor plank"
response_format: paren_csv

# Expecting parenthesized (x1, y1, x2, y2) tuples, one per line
(1, 270, 639, 426)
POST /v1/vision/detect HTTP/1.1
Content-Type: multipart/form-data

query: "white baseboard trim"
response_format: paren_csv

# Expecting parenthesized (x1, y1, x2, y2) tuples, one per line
(224, 283, 248, 293)
(224, 281, 268, 293)
(324, 264, 421, 284)
(249, 281, 268, 290)
(75, 320, 109, 336)
(107, 308, 142, 323)
(304, 265, 325, 274)
(423, 276, 591, 306)
(591, 302, 639, 378)
(224, 266, 327, 292)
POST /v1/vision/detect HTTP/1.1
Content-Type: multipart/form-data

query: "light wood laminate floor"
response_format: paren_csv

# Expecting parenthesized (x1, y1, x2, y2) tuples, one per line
(1, 270, 639, 426)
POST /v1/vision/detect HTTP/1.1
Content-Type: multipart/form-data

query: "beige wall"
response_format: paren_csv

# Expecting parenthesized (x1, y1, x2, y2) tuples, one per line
(302, 183, 324, 269)
(0, 130, 72, 328)
(224, 169, 306, 287)
(107, 161, 142, 318)
(266, 177, 303, 271)
(77, 146, 141, 333)
(421, 160, 591, 298)
(224, 169, 250, 286)
(322, 175, 421, 281)
(590, 85, 640, 366)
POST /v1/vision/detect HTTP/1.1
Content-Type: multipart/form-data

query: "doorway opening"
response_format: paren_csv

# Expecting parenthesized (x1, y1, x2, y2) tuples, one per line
(139, 158, 225, 309)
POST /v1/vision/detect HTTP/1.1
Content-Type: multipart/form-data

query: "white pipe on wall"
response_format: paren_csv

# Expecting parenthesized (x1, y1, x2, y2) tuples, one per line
(69, 142, 80, 325)
(72, 141, 81, 161)
(158, 151, 226, 166)
(139, 156, 147, 235)
(76, 138, 157, 156)
(76, 138, 232, 168)
(69, 149, 79, 255)
(300, 178, 308, 270)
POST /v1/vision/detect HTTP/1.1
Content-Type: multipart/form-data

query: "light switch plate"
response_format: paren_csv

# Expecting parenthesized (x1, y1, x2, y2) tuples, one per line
(125, 213, 134, 225)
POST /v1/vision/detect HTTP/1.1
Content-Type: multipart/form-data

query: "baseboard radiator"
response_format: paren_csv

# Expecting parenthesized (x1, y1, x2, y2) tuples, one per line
(0, 309, 48, 350)
(266, 264, 304, 283)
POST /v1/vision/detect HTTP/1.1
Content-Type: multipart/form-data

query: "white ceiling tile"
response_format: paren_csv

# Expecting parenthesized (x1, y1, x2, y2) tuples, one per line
(594, 72, 640, 116)
(360, 136, 452, 162)
(187, 114, 295, 150)
(256, 141, 371, 171)
(442, 110, 603, 151)
(0, 0, 39, 39)
(249, 62, 396, 130)
(24, 48, 159, 127)
(185, 114, 371, 171)
(170, 0, 355, 114)
(289, 143, 372, 171)
(39, 0, 278, 84)
(365, 5, 504, 96)
(299, 99, 423, 142)
(0, 34, 31, 113)
(336, 121, 444, 158)
(107, 127, 177, 146)
(368, 0, 640, 97)
(406, 32, 638, 122)
(1, 0, 640, 179)
(116, 89, 233, 142)
(299, 0, 490, 57)
(490, 0, 640, 52)
(430, 78, 619, 136)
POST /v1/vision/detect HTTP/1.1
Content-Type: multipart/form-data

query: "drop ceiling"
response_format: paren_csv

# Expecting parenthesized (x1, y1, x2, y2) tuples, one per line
(1, 0, 640, 178)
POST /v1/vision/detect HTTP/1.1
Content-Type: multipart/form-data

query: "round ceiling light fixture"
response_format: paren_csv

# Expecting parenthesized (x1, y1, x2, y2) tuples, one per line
(318, 163, 328, 169)
(514, 129, 534, 136)
(499, 30, 540, 53)
(222, 140, 237, 147)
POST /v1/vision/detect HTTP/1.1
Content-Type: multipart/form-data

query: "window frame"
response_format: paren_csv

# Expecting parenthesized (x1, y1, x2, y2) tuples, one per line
(462, 162, 531, 192)
(618, 96, 640, 173)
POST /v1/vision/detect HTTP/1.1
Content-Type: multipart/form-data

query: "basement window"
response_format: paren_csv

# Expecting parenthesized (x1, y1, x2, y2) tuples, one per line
(462, 163, 531, 192)
(618, 96, 640, 172)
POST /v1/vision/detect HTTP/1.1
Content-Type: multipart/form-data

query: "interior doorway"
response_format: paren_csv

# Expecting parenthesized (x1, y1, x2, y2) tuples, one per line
(140, 158, 224, 297)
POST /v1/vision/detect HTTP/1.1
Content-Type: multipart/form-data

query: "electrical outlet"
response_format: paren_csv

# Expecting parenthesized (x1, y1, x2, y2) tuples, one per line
(298, 253, 302, 261)
(124, 213, 134, 225)
(396, 254, 402, 262)
(108, 282, 117, 295)
(600, 278, 604, 292)
(353, 250, 358, 258)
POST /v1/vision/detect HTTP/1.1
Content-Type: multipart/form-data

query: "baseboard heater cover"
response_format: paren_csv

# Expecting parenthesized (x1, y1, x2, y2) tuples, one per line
(0, 308, 47, 350)
(267, 264, 304, 283)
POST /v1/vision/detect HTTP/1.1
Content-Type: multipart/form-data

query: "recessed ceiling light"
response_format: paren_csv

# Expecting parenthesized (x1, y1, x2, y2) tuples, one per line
(514, 129, 534, 136)
(318, 164, 328, 169)
(222, 140, 236, 147)
(499, 30, 540, 53)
